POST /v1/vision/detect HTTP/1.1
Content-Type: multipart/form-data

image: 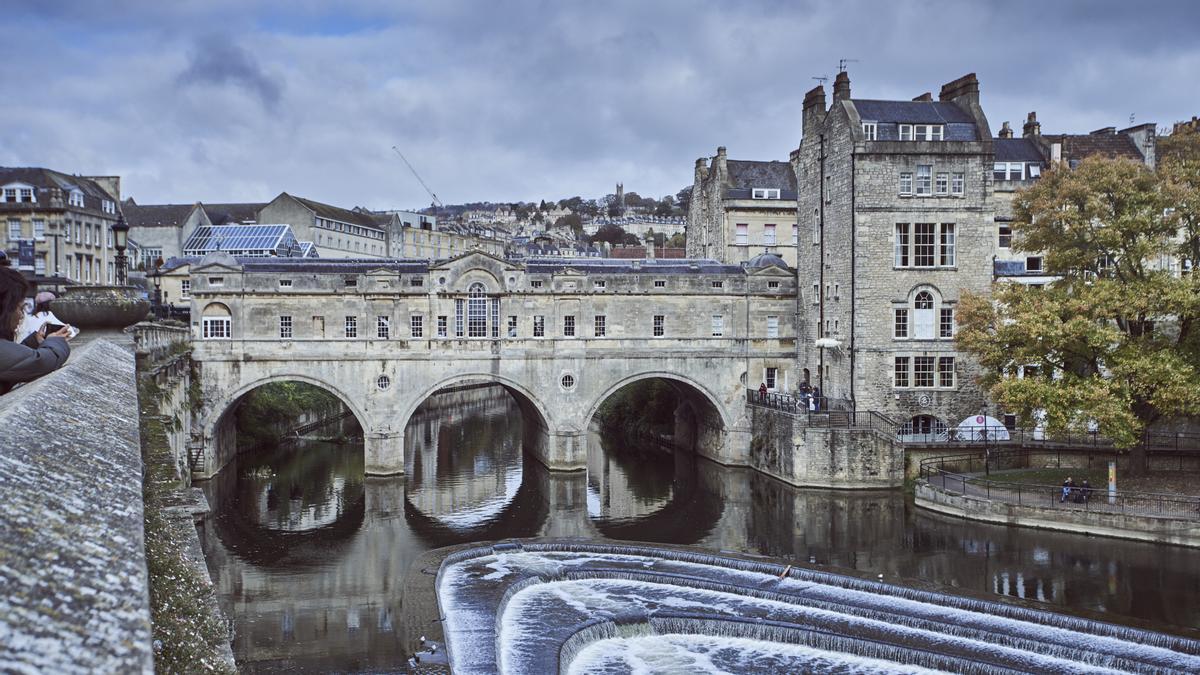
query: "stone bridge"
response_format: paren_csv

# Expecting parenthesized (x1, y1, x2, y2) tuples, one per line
(185, 250, 799, 477)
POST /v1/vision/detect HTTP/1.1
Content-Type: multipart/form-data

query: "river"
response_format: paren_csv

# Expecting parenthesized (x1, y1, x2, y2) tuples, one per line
(199, 385, 1200, 672)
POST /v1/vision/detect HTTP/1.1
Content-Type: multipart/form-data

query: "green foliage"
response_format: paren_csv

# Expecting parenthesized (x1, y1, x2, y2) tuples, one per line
(958, 155, 1200, 471)
(590, 224, 631, 246)
(554, 213, 584, 238)
(234, 382, 343, 446)
(667, 233, 687, 248)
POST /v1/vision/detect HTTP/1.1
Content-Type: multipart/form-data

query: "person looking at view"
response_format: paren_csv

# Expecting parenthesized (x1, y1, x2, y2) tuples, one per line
(0, 268, 71, 395)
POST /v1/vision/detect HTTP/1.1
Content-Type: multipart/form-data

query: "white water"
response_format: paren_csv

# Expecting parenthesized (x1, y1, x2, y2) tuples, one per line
(566, 634, 947, 675)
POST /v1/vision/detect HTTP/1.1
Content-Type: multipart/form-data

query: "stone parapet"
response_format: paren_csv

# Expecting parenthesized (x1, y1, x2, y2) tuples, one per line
(0, 339, 153, 673)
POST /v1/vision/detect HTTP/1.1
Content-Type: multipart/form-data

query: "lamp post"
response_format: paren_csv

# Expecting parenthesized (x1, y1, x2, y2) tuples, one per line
(112, 213, 129, 285)
(151, 256, 164, 319)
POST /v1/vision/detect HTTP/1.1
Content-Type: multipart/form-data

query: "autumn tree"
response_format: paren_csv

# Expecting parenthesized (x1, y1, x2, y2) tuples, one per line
(957, 155, 1200, 473)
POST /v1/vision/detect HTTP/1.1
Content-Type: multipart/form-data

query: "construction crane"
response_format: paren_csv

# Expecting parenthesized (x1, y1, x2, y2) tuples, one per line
(391, 146, 443, 213)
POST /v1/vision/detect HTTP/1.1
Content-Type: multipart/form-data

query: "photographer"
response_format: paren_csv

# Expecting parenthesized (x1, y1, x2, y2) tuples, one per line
(0, 268, 71, 395)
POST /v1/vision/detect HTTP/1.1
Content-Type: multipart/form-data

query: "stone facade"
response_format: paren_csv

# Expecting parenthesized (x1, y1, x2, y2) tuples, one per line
(687, 147, 800, 268)
(187, 251, 796, 477)
(792, 72, 996, 435)
(0, 167, 121, 284)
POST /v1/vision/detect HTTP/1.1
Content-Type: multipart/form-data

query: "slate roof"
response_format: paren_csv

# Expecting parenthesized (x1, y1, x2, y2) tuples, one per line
(120, 200, 197, 228)
(289, 194, 383, 229)
(203, 202, 265, 225)
(725, 160, 798, 192)
(994, 138, 1045, 164)
(1044, 133, 1144, 162)
(852, 99, 975, 125)
(225, 256, 746, 276)
(0, 167, 117, 207)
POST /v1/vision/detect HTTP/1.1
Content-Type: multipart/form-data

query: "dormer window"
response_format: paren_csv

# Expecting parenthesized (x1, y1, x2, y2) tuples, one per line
(102, 199, 115, 214)
(899, 124, 944, 141)
(68, 190, 85, 207)
(862, 122, 877, 140)
(4, 185, 37, 203)
(993, 162, 1025, 181)
(752, 188, 781, 200)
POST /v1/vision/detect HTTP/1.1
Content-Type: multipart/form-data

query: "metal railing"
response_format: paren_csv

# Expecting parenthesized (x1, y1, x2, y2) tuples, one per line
(918, 450, 1200, 520)
(746, 389, 896, 432)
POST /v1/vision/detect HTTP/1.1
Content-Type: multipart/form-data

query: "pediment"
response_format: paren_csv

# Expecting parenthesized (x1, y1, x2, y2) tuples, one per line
(747, 265, 793, 277)
(428, 248, 524, 272)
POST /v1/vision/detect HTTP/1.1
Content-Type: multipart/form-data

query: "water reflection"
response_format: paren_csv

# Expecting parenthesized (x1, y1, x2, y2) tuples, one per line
(201, 384, 1200, 670)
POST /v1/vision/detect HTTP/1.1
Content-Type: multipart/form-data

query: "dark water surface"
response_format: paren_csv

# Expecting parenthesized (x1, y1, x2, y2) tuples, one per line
(200, 386, 1200, 672)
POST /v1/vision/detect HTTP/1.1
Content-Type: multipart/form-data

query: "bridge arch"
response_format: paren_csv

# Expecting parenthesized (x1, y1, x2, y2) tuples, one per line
(584, 371, 734, 432)
(199, 373, 369, 477)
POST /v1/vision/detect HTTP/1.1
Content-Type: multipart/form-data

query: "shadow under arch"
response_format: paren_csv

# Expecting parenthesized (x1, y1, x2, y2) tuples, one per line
(584, 371, 731, 460)
(584, 371, 733, 433)
(205, 373, 370, 442)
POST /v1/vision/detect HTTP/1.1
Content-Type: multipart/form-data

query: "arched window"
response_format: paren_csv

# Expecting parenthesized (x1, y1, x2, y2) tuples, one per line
(202, 302, 232, 340)
(467, 282, 488, 337)
(913, 290, 935, 339)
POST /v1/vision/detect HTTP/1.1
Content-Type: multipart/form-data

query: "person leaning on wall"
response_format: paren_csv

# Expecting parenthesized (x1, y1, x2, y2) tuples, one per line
(0, 267, 72, 395)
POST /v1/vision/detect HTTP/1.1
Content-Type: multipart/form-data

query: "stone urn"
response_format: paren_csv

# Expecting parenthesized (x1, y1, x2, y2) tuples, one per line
(51, 285, 151, 330)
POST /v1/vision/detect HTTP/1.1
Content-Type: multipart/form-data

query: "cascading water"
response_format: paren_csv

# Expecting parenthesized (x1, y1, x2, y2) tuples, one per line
(436, 542, 1200, 675)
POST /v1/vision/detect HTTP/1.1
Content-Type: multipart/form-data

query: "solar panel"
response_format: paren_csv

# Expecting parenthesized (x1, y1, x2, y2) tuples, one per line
(183, 224, 293, 256)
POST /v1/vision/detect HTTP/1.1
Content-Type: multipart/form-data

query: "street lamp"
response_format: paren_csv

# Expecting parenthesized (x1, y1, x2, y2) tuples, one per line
(112, 213, 129, 285)
(151, 256, 164, 319)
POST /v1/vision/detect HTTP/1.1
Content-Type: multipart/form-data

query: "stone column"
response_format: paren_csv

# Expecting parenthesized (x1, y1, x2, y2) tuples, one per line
(365, 431, 405, 476)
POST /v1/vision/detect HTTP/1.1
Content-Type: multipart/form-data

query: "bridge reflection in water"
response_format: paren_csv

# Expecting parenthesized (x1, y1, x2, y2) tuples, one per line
(200, 384, 1200, 670)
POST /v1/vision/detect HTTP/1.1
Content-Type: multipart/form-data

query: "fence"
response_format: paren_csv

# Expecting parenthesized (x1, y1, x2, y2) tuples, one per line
(918, 450, 1200, 520)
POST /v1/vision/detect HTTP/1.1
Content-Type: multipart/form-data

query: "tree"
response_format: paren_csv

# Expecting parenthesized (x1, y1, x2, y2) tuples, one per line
(591, 224, 631, 246)
(1158, 125, 1200, 165)
(957, 156, 1200, 474)
(655, 196, 675, 217)
(554, 213, 584, 238)
(667, 232, 686, 248)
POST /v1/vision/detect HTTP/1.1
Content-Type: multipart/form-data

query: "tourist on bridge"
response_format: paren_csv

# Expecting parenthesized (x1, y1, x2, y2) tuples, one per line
(0, 268, 72, 395)
(758, 382, 767, 401)
(1061, 477, 1074, 503)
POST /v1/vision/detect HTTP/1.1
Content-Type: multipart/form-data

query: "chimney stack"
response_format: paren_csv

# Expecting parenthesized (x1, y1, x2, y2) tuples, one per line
(802, 85, 827, 134)
(999, 121, 1013, 139)
(912, 92, 932, 102)
(1023, 112, 1041, 137)
(833, 71, 851, 101)
(938, 73, 980, 104)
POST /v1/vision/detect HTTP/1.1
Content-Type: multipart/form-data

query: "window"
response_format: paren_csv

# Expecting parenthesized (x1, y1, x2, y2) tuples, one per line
(940, 308, 955, 338)
(531, 280, 544, 288)
(711, 280, 724, 289)
(35, 255, 45, 275)
(998, 224, 1012, 248)
(437, 315, 448, 338)
(410, 277, 424, 287)
(994, 162, 1025, 181)
(102, 199, 114, 214)
(899, 172, 913, 195)
(915, 165, 932, 195)
(410, 315, 423, 338)
(752, 188, 781, 199)
(735, 223, 748, 245)
(792, 223, 798, 245)
(279, 279, 293, 288)
(21, 188, 34, 203)
(766, 315, 779, 338)
(467, 283, 487, 337)
(490, 298, 500, 338)
(894, 357, 910, 387)
(862, 122, 877, 140)
(594, 315, 606, 337)
(68, 190, 84, 207)
(564, 315, 576, 337)
(202, 317, 231, 339)
(560, 374, 576, 389)
(940, 223, 956, 266)
(7, 220, 20, 240)
(903, 124, 943, 141)
(279, 316, 293, 339)
(654, 279, 666, 288)
(914, 223, 935, 267)
(711, 314, 724, 336)
(2, 188, 14, 202)
(593, 280, 606, 290)
(344, 316, 358, 338)
(914, 356, 936, 387)
(64, 222, 71, 240)
(935, 172, 949, 195)
(899, 124, 913, 142)
(377, 375, 391, 391)
(894, 308, 909, 338)
(32, 220, 44, 240)
(765, 367, 778, 390)
(951, 172, 965, 195)
(507, 315, 517, 338)
(894, 224, 909, 267)
(208, 276, 224, 286)
(768, 281, 780, 289)
(653, 315, 665, 337)
(763, 224, 776, 245)
(938, 357, 956, 387)
(533, 315, 545, 337)
(1026, 256, 1043, 272)
(914, 291, 935, 339)
(344, 277, 357, 288)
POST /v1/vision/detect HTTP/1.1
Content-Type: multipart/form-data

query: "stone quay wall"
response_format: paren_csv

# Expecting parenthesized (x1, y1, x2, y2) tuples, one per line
(0, 339, 153, 674)
(915, 481, 1200, 548)
(749, 405, 904, 488)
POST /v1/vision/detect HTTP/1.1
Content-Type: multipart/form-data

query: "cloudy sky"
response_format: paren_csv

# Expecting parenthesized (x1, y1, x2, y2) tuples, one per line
(2, 1, 1197, 210)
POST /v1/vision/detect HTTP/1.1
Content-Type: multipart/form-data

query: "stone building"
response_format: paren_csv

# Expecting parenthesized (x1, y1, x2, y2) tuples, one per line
(0, 167, 121, 285)
(121, 199, 266, 266)
(686, 148, 799, 268)
(791, 72, 996, 438)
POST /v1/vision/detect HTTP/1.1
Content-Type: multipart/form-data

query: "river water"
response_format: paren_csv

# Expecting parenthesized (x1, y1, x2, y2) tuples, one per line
(200, 385, 1200, 672)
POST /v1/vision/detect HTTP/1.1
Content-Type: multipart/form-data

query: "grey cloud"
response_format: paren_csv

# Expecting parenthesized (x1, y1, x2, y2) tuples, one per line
(177, 37, 282, 109)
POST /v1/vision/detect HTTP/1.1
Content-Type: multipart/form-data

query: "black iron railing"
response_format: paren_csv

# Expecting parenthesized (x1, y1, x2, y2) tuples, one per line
(918, 450, 1200, 520)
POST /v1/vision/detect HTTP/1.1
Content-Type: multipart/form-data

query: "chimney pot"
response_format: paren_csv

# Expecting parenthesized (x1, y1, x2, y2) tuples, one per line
(999, 121, 1013, 139)
(1023, 112, 1041, 137)
(833, 71, 851, 101)
(716, 146, 726, 157)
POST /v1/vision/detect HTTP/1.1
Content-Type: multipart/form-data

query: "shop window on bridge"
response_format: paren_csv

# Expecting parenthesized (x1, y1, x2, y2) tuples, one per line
(507, 315, 518, 337)
(410, 315, 423, 338)
(467, 283, 488, 337)
(455, 299, 465, 337)
(201, 303, 231, 340)
(533, 315, 545, 337)
(378, 316, 391, 339)
(344, 316, 357, 338)
(898, 415, 948, 443)
(765, 367, 778, 391)
(437, 315, 447, 338)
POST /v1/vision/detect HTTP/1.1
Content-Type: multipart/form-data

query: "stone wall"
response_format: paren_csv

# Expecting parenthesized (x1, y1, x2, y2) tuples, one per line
(748, 406, 904, 488)
(0, 339, 153, 673)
